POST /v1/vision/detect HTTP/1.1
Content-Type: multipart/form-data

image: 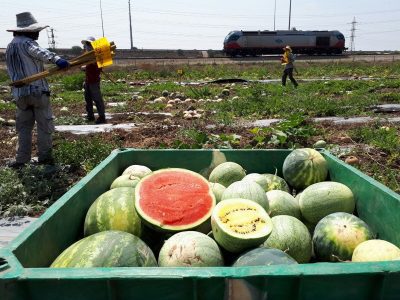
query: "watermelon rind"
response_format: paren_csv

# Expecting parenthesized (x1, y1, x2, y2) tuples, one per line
(313, 212, 374, 262)
(232, 248, 298, 266)
(242, 173, 269, 191)
(135, 168, 216, 232)
(282, 148, 328, 190)
(110, 174, 141, 189)
(122, 164, 152, 178)
(266, 190, 301, 219)
(208, 162, 246, 187)
(262, 173, 291, 193)
(158, 231, 224, 267)
(263, 215, 312, 263)
(209, 182, 226, 203)
(84, 187, 142, 237)
(221, 180, 269, 211)
(299, 181, 355, 225)
(211, 198, 272, 253)
(50, 230, 157, 268)
(352, 239, 400, 262)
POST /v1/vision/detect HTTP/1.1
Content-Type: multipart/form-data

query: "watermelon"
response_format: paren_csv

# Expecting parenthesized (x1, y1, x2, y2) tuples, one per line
(122, 164, 152, 178)
(135, 168, 215, 232)
(211, 198, 272, 253)
(282, 148, 328, 190)
(262, 173, 291, 192)
(299, 181, 355, 225)
(263, 215, 312, 263)
(209, 162, 246, 187)
(266, 190, 301, 219)
(313, 212, 374, 262)
(158, 231, 224, 267)
(84, 187, 142, 237)
(50, 231, 157, 268)
(209, 182, 226, 203)
(221, 180, 269, 210)
(242, 173, 269, 191)
(313, 140, 327, 149)
(352, 240, 400, 262)
(232, 248, 298, 266)
(110, 174, 141, 189)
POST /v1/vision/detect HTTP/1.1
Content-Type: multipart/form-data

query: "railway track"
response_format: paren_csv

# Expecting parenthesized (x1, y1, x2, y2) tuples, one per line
(112, 53, 400, 66)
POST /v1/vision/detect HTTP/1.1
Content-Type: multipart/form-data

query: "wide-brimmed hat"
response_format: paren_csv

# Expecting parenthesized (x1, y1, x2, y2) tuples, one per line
(81, 36, 96, 44)
(7, 12, 49, 32)
(283, 45, 292, 51)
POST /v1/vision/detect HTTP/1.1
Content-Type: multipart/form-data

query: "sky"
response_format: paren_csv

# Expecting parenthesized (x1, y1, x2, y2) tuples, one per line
(0, 0, 399, 51)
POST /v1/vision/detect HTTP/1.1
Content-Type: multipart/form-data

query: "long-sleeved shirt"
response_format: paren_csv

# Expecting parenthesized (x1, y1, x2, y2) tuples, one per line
(6, 36, 61, 98)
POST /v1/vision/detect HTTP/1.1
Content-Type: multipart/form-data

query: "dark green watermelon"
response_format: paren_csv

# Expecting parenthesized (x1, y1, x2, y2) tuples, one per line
(50, 230, 157, 268)
(282, 148, 328, 190)
(232, 248, 298, 266)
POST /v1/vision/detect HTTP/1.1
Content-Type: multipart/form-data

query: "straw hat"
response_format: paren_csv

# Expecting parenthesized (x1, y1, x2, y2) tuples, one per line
(7, 12, 49, 32)
(283, 45, 292, 51)
(81, 36, 96, 44)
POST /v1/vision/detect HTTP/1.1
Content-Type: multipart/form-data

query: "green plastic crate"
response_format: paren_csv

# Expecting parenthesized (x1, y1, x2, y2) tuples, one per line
(1, 149, 399, 300)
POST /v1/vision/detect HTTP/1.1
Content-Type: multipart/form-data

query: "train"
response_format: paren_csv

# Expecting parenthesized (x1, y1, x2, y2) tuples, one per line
(223, 30, 346, 56)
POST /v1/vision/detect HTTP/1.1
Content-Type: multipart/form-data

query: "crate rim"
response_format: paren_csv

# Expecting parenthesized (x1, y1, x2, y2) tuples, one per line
(1, 148, 399, 281)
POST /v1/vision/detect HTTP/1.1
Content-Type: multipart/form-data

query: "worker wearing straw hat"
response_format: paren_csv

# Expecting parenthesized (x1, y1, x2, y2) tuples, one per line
(281, 45, 298, 88)
(6, 12, 70, 168)
(81, 36, 106, 124)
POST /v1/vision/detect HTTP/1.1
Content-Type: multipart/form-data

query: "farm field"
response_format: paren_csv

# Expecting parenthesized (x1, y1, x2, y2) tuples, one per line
(0, 60, 399, 217)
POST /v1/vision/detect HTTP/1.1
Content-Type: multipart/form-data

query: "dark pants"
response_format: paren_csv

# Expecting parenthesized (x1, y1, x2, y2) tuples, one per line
(84, 82, 105, 118)
(282, 68, 298, 87)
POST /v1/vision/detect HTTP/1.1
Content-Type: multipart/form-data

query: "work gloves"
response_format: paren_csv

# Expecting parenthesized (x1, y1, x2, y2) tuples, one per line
(56, 58, 70, 69)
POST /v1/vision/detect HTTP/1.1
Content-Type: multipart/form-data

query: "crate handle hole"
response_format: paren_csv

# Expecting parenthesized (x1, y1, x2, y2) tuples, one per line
(0, 257, 10, 272)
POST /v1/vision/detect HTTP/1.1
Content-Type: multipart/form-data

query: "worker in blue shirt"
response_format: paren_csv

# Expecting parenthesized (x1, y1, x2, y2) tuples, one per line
(5, 12, 69, 168)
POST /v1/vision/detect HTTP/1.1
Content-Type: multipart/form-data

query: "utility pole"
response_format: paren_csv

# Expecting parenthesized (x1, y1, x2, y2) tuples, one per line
(288, 0, 292, 30)
(273, 0, 277, 31)
(128, 0, 134, 49)
(100, 0, 105, 37)
(47, 28, 56, 49)
(350, 17, 357, 52)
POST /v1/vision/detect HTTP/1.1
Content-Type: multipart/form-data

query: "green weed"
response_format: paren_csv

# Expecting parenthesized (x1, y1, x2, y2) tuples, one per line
(54, 136, 121, 172)
(250, 114, 317, 148)
(61, 73, 85, 91)
(0, 165, 71, 217)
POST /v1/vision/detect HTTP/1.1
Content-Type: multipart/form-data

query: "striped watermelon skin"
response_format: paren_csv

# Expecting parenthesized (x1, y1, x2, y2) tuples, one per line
(262, 174, 291, 193)
(221, 180, 269, 211)
(299, 181, 355, 225)
(313, 212, 374, 262)
(84, 187, 142, 237)
(209, 162, 246, 187)
(266, 190, 301, 219)
(263, 215, 312, 263)
(50, 231, 157, 268)
(282, 148, 328, 190)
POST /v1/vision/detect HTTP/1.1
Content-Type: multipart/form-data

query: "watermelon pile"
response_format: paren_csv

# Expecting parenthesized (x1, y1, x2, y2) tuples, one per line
(50, 149, 400, 269)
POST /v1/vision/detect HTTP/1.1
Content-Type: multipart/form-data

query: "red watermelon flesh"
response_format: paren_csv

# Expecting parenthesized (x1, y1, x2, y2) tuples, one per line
(135, 168, 216, 231)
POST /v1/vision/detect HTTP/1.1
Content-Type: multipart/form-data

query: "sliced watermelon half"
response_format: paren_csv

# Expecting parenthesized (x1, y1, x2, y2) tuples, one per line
(135, 168, 216, 232)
